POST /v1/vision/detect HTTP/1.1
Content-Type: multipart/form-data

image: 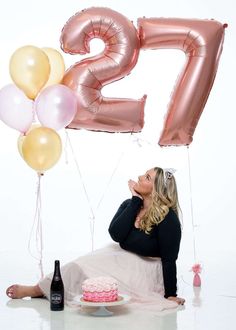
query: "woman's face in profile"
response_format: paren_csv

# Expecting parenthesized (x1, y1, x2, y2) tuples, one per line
(134, 168, 156, 196)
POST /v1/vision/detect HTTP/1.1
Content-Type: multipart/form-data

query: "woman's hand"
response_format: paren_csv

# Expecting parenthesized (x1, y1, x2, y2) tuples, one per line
(167, 296, 185, 305)
(128, 180, 143, 199)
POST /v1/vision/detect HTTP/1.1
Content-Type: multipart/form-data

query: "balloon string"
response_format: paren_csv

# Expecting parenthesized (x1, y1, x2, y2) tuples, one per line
(88, 134, 132, 251)
(64, 130, 132, 251)
(64, 128, 69, 165)
(64, 131, 96, 220)
(27, 173, 44, 279)
(64, 131, 96, 252)
(130, 133, 153, 147)
(95, 134, 132, 211)
(187, 146, 197, 262)
(89, 216, 95, 252)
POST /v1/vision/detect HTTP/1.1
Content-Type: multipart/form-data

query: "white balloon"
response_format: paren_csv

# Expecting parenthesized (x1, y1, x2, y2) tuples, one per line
(0, 84, 34, 133)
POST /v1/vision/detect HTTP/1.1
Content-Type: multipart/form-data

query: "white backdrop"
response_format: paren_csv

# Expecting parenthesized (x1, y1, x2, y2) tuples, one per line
(0, 0, 235, 280)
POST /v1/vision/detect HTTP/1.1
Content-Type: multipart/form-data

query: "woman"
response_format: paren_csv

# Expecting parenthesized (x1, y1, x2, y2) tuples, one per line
(109, 167, 185, 305)
(6, 167, 185, 309)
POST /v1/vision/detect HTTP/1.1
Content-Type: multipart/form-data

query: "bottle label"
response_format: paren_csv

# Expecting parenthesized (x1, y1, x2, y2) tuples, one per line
(51, 293, 63, 304)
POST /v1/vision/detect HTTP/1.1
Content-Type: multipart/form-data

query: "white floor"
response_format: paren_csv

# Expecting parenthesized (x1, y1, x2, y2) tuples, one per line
(1, 250, 236, 330)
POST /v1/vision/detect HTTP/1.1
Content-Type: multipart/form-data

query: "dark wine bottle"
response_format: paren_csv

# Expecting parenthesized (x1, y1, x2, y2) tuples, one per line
(50, 260, 64, 311)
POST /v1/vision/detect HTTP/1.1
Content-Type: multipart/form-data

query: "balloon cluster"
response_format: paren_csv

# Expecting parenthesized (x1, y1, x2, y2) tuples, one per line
(0, 46, 77, 173)
(0, 6, 227, 174)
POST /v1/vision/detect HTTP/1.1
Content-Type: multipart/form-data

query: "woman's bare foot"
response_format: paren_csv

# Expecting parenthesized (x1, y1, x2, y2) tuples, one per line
(6, 284, 43, 299)
(167, 296, 185, 305)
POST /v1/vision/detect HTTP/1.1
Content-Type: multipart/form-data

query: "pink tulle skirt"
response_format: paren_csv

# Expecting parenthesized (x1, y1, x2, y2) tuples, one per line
(39, 243, 178, 312)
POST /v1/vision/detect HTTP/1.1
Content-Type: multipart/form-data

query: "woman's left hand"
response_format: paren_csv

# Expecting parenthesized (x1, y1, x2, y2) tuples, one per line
(167, 296, 185, 305)
(128, 180, 143, 199)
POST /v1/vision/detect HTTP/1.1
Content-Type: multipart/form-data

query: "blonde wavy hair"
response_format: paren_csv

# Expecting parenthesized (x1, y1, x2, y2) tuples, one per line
(139, 167, 181, 234)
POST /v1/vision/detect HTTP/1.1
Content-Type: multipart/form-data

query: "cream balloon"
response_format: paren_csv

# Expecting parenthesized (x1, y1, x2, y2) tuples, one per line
(9, 45, 50, 100)
(42, 47, 65, 88)
(17, 123, 41, 158)
(22, 127, 62, 173)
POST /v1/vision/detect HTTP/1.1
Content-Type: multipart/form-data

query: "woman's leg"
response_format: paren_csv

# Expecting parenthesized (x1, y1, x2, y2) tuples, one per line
(6, 284, 43, 299)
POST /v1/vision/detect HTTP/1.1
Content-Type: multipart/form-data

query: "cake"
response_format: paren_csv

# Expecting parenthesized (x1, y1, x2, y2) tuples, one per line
(82, 276, 118, 302)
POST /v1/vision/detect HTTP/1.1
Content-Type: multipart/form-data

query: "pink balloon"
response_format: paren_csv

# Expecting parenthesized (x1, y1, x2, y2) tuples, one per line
(35, 84, 77, 130)
(0, 84, 34, 133)
(138, 18, 226, 146)
(60, 7, 145, 133)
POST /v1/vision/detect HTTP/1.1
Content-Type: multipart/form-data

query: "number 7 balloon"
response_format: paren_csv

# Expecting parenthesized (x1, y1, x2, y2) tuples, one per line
(60, 7, 146, 133)
(138, 17, 227, 146)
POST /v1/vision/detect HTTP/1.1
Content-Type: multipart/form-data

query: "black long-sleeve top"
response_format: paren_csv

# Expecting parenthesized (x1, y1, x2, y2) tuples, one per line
(108, 196, 181, 298)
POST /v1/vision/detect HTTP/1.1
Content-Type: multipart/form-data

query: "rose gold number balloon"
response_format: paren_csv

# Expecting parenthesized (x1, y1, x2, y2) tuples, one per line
(138, 18, 226, 146)
(60, 7, 146, 133)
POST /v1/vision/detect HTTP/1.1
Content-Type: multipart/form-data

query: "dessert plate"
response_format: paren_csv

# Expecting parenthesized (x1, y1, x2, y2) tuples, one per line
(75, 294, 130, 316)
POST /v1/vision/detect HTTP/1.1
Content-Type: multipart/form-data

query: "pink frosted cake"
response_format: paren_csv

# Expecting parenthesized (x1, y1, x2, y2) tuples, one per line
(82, 276, 118, 302)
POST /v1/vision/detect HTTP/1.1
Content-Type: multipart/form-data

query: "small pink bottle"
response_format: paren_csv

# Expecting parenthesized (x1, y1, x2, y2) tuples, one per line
(193, 273, 201, 287)
(191, 263, 202, 287)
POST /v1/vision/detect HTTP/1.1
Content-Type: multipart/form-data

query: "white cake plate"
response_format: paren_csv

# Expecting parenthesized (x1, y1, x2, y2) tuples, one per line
(75, 294, 130, 316)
